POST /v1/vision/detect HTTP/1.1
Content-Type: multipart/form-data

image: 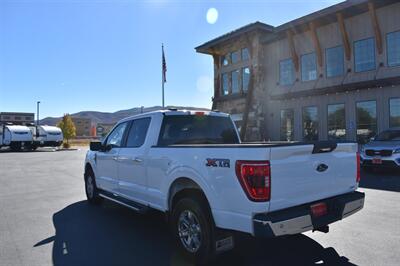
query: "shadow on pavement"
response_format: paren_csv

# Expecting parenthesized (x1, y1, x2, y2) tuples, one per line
(34, 200, 356, 266)
(0, 147, 77, 153)
(359, 168, 400, 192)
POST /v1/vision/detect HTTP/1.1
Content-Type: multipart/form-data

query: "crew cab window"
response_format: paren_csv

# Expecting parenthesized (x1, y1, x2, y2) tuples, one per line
(158, 115, 239, 146)
(105, 122, 128, 147)
(126, 118, 151, 147)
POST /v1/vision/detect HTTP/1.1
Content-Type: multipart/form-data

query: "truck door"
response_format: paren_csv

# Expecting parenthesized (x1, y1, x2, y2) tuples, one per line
(117, 117, 151, 204)
(96, 122, 128, 193)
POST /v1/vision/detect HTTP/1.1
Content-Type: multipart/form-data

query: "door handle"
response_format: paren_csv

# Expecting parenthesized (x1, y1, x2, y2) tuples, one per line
(113, 156, 118, 161)
(132, 157, 143, 163)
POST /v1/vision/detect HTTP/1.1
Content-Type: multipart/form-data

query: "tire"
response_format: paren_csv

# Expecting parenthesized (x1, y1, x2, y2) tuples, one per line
(171, 195, 215, 265)
(85, 169, 103, 205)
(10, 142, 21, 152)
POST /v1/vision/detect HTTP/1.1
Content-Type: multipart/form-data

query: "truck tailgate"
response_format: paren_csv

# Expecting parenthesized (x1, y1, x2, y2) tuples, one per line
(269, 143, 358, 212)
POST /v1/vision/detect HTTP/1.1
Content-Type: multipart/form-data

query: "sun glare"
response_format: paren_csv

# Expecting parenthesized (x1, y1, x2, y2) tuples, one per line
(206, 8, 218, 24)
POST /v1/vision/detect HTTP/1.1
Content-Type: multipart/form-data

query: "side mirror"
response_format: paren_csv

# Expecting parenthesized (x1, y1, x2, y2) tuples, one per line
(90, 141, 103, 151)
(104, 144, 113, 152)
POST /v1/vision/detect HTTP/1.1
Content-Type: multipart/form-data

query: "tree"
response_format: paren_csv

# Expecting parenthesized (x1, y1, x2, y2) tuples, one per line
(57, 114, 76, 148)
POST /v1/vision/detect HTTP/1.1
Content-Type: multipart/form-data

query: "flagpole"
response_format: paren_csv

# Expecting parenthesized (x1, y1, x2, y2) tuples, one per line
(162, 44, 165, 109)
(162, 78, 165, 108)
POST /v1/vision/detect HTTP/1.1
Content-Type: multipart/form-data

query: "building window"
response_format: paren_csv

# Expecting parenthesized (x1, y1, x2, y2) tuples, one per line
(354, 38, 375, 72)
(221, 73, 229, 95)
(387, 31, 400, 67)
(390, 98, 400, 127)
(231, 50, 240, 64)
(221, 54, 230, 66)
(242, 48, 250, 61)
(242, 67, 250, 92)
(3, 116, 11, 120)
(356, 100, 377, 144)
(25, 116, 33, 120)
(15, 116, 21, 120)
(302, 106, 319, 141)
(231, 70, 240, 94)
(301, 53, 317, 81)
(280, 109, 294, 141)
(326, 46, 344, 77)
(280, 59, 295, 85)
(327, 103, 346, 140)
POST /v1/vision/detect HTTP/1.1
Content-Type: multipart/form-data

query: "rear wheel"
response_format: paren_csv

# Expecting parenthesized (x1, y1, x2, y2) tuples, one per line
(10, 142, 21, 152)
(171, 195, 214, 265)
(85, 169, 103, 204)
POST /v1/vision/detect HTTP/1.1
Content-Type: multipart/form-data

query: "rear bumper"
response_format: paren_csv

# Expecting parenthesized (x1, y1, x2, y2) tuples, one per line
(253, 191, 365, 237)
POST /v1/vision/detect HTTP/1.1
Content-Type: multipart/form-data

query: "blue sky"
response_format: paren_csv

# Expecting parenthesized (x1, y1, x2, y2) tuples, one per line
(0, 0, 342, 118)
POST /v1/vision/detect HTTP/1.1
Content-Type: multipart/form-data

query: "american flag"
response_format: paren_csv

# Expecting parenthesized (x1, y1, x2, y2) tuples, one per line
(162, 44, 167, 83)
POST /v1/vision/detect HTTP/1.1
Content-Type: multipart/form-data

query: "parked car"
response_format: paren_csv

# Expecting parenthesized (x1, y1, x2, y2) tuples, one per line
(0, 124, 33, 151)
(84, 109, 364, 264)
(360, 128, 400, 169)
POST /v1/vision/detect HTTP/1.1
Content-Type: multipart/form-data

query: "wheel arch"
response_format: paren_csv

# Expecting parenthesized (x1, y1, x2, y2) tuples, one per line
(84, 162, 94, 178)
(168, 177, 212, 215)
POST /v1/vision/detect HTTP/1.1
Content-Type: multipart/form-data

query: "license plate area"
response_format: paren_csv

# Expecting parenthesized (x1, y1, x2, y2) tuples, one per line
(372, 158, 382, 164)
(310, 202, 328, 218)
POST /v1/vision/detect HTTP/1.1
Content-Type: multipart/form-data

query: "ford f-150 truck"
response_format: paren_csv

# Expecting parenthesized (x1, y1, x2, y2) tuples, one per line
(84, 109, 364, 263)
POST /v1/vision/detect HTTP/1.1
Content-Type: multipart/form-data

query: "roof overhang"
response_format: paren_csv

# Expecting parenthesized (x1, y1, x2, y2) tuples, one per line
(195, 21, 274, 55)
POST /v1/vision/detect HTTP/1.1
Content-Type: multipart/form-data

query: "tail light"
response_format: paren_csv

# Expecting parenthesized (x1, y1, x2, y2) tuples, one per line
(356, 152, 361, 183)
(235, 160, 271, 202)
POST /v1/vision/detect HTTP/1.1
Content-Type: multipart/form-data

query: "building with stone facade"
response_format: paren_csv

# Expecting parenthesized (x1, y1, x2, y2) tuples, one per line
(196, 0, 400, 143)
(71, 117, 92, 137)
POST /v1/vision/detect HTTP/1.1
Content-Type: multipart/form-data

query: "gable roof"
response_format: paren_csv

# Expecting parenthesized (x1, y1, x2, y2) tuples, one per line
(195, 21, 274, 54)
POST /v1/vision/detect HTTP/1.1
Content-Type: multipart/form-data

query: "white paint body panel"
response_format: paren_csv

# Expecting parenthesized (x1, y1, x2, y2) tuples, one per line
(1, 125, 33, 145)
(85, 110, 358, 235)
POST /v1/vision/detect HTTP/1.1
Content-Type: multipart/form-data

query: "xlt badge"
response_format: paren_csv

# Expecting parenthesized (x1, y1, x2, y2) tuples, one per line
(206, 158, 230, 168)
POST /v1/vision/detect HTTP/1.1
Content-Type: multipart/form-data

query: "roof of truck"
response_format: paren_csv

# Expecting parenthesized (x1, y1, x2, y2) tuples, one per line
(119, 109, 229, 123)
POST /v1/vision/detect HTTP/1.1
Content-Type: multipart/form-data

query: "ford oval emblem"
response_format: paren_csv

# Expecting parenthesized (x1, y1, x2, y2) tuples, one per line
(316, 163, 329, 172)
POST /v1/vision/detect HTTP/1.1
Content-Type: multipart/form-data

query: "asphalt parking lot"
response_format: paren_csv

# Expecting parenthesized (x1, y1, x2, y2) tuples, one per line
(0, 149, 399, 266)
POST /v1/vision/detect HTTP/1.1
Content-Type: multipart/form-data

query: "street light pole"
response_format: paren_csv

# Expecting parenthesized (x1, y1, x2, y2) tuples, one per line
(36, 101, 41, 126)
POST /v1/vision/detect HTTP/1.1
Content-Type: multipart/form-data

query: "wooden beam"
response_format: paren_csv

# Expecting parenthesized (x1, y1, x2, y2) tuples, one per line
(309, 21, 322, 67)
(368, 2, 383, 54)
(286, 30, 299, 72)
(212, 54, 220, 102)
(240, 34, 255, 141)
(336, 13, 351, 61)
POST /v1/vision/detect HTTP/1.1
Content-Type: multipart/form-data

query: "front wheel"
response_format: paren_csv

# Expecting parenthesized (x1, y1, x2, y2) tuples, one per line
(171, 196, 214, 265)
(85, 170, 103, 204)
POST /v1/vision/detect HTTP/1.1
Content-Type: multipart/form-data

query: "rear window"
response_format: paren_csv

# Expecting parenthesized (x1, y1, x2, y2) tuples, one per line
(158, 115, 239, 146)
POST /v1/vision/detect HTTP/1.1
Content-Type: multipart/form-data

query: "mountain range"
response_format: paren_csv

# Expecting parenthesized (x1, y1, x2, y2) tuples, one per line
(40, 106, 210, 126)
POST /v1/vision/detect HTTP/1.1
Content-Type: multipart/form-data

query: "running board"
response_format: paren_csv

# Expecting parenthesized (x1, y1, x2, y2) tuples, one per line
(98, 189, 149, 214)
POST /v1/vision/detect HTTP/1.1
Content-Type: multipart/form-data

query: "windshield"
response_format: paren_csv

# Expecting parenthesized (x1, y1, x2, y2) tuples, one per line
(158, 115, 239, 146)
(374, 130, 400, 141)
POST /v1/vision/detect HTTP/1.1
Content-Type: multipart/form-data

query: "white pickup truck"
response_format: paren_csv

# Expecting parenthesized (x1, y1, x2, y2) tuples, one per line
(84, 109, 364, 263)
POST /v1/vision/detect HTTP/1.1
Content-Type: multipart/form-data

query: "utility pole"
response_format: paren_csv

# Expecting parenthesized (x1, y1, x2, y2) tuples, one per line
(36, 101, 41, 126)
